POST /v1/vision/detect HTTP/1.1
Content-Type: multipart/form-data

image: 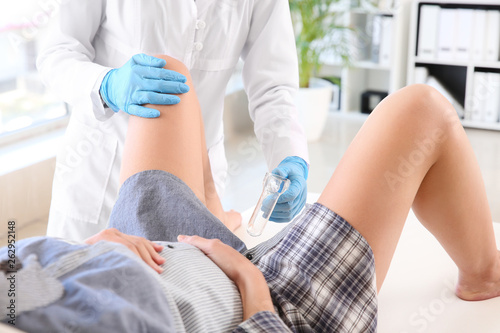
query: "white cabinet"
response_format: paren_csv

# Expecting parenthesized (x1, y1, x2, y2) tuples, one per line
(319, 0, 413, 113)
(407, 0, 500, 130)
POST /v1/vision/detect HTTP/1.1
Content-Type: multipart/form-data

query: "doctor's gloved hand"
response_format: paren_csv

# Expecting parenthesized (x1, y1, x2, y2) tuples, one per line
(99, 53, 190, 118)
(270, 156, 309, 223)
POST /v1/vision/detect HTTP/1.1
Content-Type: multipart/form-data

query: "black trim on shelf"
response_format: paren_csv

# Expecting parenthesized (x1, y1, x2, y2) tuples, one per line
(474, 67, 500, 74)
(418, 2, 500, 11)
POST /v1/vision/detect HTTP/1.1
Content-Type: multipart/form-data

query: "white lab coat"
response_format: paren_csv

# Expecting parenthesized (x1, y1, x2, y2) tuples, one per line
(37, 0, 309, 241)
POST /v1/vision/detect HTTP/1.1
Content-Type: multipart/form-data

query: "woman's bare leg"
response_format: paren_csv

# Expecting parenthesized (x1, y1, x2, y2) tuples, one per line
(120, 55, 241, 231)
(318, 84, 500, 300)
(199, 112, 242, 230)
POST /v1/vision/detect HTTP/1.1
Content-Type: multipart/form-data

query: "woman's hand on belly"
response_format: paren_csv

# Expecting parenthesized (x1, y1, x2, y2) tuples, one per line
(178, 235, 275, 320)
(84, 228, 166, 273)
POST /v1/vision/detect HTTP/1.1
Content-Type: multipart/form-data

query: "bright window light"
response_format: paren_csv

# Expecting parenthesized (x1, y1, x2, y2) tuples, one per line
(0, 2, 68, 138)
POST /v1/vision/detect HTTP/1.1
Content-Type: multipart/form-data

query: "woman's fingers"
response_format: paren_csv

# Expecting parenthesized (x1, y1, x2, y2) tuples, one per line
(113, 231, 165, 274)
(178, 235, 215, 254)
(151, 242, 164, 252)
(148, 240, 166, 264)
(122, 238, 142, 258)
(148, 241, 166, 265)
(83, 228, 166, 274)
(178, 235, 227, 260)
(130, 237, 164, 273)
(178, 235, 252, 282)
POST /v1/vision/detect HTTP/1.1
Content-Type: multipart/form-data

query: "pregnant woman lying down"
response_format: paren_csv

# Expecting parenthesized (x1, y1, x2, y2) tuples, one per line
(2, 55, 500, 333)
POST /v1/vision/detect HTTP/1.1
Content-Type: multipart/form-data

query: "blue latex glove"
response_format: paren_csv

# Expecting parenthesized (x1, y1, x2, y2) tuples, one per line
(100, 53, 190, 118)
(270, 156, 309, 222)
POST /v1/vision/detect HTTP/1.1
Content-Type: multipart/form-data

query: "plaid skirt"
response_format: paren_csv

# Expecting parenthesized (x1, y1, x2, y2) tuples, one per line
(247, 203, 378, 332)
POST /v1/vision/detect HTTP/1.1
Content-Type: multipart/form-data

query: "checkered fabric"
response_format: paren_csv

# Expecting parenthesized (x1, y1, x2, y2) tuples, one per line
(250, 203, 378, 332)
(235, 311, 293, 332)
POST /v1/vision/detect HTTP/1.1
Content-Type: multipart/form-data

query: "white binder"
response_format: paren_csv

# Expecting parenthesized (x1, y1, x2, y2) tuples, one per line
(471, 72, 488, 121)
(484, 73, 500, 123)
(379, 16, 394, 67)
(455, 9, 474, 61)
(437, 8, 457, 61)
(485, 10, 500, 62)
(417, 5, 441, 60)
(472, 10, 487, 61)
(372, 15, 382, 63)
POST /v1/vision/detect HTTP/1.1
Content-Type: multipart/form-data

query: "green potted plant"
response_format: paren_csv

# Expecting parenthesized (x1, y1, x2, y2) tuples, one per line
(289, 0, 351, 141)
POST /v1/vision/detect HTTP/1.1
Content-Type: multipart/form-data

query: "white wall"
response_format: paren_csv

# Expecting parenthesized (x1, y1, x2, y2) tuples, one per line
(0, 157, 54, 241)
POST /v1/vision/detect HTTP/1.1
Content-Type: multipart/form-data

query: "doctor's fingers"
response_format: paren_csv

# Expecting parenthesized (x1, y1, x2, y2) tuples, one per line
(277, 177, 306, 204)
(127, 104, 165, 118)
(139, 78, 190, 95)
(271, 193, 306, 222)
(272, 201, 300, 220)
(270, 205, 303, 223)
(135, 66, 187, 83)
(131, 53, 167, 68)
(267, 179, 304, 221)
(133, 91, 182, 106)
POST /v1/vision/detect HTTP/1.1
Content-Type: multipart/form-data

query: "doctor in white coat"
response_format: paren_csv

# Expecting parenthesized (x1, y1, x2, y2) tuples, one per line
(37, 0, 310, 242)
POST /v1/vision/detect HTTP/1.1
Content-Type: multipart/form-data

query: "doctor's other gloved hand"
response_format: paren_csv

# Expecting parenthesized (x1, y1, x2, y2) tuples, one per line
(270, 156, 309, 223)
(99, 53, 190, 118)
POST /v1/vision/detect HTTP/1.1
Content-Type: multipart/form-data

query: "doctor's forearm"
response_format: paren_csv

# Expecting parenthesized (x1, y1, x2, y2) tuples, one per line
(241, 0, 308, 169)
(36, 0, 111, 110)
(37, 54, 111, 107)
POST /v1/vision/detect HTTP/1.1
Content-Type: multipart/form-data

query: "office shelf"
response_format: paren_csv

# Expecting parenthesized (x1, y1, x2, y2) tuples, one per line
(408, 0, 500, 130)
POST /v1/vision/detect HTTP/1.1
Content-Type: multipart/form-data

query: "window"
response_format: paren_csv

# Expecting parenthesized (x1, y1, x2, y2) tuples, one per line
(0, 3, 68, 144)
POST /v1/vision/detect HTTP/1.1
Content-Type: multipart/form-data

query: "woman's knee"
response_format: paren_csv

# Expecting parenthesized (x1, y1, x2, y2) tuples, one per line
(404, 84, 458, 122)
(383, 84, 461, 136)
(153, 54, 191, 78)
(370, 84, 463, 163)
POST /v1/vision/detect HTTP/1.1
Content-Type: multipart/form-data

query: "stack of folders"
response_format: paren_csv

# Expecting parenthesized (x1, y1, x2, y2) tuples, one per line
(418, 5, 500, 62)
(469, 71, 500, 123)
(371, 15, 394, 66)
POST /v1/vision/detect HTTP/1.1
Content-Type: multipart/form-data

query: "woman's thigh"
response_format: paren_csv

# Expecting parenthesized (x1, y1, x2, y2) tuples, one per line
(317, 84, 458, 288)
(120, 55, 207, 201)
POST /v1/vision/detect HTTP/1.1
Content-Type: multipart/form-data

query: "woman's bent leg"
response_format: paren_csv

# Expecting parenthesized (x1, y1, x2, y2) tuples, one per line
(120, 55, 240, 230)
(199, 114, 242, 230)
(120, 56, 205, 198)
(317, 84, 499, 299)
